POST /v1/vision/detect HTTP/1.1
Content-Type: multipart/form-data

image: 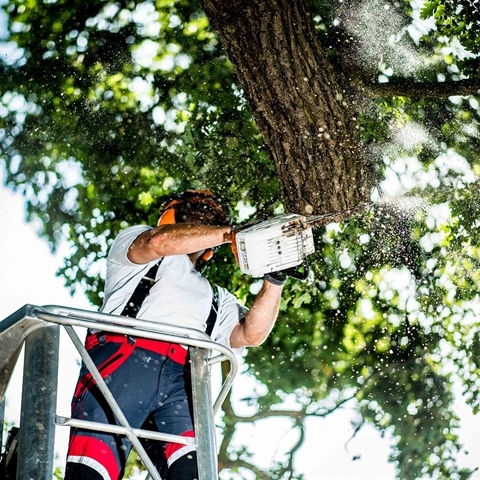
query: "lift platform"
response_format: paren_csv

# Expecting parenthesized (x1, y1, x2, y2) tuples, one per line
(0, 304, 239, 480)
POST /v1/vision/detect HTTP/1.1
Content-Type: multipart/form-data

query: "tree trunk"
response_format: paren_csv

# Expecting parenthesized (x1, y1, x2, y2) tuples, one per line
(199, 0, 371, 221)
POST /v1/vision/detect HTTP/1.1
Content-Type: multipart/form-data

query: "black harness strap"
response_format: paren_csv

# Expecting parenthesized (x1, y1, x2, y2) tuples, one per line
(121, 259, 163, 318)
(205, 285, 219, 337)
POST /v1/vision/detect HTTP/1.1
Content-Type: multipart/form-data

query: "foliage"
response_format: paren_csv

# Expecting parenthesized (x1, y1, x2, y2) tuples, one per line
(421, 0, 480, 57)
(1, 0, 480, 479)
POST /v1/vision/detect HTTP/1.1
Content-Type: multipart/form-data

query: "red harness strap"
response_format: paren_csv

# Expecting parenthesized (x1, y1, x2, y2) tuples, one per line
(74, 335, 187, 401)
(85, 333, 188, 364)
(73, 340, 136, 401)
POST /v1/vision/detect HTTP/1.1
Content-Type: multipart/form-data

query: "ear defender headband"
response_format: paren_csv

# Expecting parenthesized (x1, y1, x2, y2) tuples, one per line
(158, 190, 229, 262)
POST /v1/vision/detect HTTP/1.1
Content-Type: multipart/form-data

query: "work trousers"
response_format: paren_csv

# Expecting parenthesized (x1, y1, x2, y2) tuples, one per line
(64, 334, 198, 480)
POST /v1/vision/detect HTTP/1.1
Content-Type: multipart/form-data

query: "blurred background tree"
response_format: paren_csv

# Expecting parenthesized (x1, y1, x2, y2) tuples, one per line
(1, 0, 480, 478)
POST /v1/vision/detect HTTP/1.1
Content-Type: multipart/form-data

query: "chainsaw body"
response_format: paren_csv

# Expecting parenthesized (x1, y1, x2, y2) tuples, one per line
(233, 214, 315, 277)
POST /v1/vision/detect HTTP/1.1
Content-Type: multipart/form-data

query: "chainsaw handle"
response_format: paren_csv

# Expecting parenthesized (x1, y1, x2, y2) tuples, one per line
(231, 229, 240, 265)
(283, 257, 310, 281)
(266, 258, 310, 283)
(230, 219, 266, 267)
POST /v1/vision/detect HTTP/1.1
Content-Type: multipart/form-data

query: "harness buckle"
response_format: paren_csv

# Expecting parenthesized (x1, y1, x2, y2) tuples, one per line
(142, 275, 156, 284)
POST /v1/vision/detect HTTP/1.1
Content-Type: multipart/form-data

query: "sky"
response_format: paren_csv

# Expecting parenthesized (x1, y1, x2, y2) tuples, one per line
(1, 172, 480, 480)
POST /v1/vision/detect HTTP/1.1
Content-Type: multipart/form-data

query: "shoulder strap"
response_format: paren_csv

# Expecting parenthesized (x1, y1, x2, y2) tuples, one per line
(121, 259, 164, 318)
(205, 284, 219, 337)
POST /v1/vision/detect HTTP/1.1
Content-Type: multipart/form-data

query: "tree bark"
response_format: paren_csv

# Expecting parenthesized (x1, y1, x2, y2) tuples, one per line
(199, 0, 371, 221)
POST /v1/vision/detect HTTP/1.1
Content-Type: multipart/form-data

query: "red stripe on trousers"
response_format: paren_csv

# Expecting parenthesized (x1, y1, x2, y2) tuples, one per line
(165, 430, 195, 460)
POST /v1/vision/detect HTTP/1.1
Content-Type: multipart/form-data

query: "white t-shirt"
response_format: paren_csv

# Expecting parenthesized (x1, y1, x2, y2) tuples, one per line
(101, 225, 247, 352)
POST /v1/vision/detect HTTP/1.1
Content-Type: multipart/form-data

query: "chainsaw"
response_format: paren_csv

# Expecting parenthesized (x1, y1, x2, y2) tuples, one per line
(231, 211, 349, 279)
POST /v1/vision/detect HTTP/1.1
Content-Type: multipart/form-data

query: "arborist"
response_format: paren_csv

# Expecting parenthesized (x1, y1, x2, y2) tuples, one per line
(65, 189, 290, 480)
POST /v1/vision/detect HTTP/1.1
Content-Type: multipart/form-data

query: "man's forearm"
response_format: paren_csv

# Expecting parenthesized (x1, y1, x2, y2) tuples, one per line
(230, 280, 283, 348)
(128, 224, 232, 264)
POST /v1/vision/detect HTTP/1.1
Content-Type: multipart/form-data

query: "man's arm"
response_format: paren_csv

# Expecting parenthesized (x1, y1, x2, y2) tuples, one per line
(127, 224, 232, 264)
(229, 280, 284, 348)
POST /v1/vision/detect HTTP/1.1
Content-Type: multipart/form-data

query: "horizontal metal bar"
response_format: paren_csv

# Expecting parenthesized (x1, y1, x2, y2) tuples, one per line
(35, 309, 234, 361)
(56, 416, 195, 446)
(38, 305, 213, 341)
(208, 354, 228, 366)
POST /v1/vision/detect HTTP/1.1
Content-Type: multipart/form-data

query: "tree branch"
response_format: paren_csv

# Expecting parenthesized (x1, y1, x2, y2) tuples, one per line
(285, 420, 306, 474)
(220, 458, 274, 480)
(308, 392, 358, 417)
(230, 408, 306, 423)
(218, 371, 382, 477)
(344, 416, 365, 453)
(364, 78, 480, 98)
(229, 389, 360, 425)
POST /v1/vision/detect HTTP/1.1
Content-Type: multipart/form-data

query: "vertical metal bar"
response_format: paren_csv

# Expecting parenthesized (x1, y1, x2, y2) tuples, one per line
(0, 395, 5, 453)
(17, 324, 60, 480)
(189, 347, 218, 480)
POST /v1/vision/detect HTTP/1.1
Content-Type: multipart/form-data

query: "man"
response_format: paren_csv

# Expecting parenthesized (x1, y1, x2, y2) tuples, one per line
(65, 190, 287, 480)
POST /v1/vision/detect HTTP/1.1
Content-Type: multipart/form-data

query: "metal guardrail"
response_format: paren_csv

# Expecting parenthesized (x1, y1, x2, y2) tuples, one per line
(0, 304, 239, 480)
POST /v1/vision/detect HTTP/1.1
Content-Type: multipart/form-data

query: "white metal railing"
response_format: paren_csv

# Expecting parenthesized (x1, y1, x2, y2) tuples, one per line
(0, 304, 239, 480)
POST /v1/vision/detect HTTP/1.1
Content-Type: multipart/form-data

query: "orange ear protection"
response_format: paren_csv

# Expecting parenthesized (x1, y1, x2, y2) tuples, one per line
(158, 190, 224, 262)
(158, 199, 182, 225)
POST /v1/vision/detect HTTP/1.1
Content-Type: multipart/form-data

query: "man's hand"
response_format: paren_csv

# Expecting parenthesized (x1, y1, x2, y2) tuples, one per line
(264, 270, 289, 286)
(230, 220, 264, 267)
(264, 260, 310, 285)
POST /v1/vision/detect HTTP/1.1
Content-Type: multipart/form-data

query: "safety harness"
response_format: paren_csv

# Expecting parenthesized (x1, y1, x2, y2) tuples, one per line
(121, 258, 219, 336)
(79, 259, 220, 398)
